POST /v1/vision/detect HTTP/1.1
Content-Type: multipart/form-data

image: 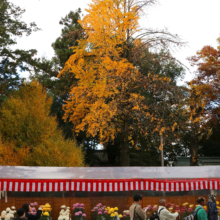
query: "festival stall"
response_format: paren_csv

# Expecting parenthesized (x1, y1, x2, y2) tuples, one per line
(0, 166, 219, 220)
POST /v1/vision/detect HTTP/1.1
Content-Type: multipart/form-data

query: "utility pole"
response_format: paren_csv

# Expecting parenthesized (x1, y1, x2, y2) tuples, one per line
(160, 135, 164, 166)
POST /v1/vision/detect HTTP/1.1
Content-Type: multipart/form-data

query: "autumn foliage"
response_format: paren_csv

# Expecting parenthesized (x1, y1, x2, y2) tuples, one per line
(185, 37, 220, 165)
(0, 81, 85, 167)
(59, 0, 178, 165)
(0, 136, 29, 166)
(188, 40, 220, 115)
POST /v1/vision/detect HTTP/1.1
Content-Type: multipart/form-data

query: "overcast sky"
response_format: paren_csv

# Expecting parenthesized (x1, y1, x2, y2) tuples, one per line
(11, 0, 220, 84)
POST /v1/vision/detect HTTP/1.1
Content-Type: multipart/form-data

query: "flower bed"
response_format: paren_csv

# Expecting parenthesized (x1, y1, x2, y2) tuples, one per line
(1, 206, 16, 220)
(91, 203, 122, 220)
(58, 205, 71, 220)
(30, 202, 38, 215)
(40, 203, 52, 220)
(73, 203, 87, 220)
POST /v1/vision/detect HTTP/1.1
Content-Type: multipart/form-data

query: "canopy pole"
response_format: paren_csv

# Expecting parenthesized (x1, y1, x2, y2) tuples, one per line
(141, 190, 143, 208)
(5, 191, 7, 203)
(160, 135, 164, 167)
(70, 180, 72, 218)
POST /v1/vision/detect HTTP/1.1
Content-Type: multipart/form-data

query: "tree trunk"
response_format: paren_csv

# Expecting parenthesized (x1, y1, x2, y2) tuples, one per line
(120, 137, 130, 166)
(190, 146, 199, 166)
(120, 124, 130, 166)
(190, 134, 199, 166)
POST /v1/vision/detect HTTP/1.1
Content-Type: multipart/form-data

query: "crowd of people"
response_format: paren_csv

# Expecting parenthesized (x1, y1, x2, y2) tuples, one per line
(14, 204, 43, 220)
(11, 195, 219, 220)
(129, 194, 219, 220)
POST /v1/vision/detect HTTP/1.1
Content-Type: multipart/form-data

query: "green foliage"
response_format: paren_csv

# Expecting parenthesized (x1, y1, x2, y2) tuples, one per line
(52, 8, 84, 67)
(129, 48, 187, 164)
(0, 0, 39, 102)
(200, 123, 220, 157)
(32, 9, 84, 139)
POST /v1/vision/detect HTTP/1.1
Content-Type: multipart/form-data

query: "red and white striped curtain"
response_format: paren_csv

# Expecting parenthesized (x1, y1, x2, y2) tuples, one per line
(0, 178, 219, 192)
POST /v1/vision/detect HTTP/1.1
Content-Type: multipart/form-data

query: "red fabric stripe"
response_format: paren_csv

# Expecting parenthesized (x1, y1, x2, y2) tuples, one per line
(0, 178, 219, 192)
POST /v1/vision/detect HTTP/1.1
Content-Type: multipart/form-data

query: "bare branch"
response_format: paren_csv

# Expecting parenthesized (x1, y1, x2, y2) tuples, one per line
(135, 28, 186, 51)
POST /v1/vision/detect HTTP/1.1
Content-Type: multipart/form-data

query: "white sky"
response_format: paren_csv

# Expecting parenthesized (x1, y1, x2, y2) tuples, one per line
(11, 0, 220, 84)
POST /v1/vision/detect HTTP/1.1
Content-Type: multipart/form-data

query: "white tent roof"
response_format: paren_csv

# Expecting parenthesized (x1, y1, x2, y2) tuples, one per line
(0, 166, 220, 180)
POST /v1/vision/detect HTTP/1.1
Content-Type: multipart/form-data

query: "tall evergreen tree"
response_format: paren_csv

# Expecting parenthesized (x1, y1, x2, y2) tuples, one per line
(32, 9, 85, 139)
(0, 0, 39, 102)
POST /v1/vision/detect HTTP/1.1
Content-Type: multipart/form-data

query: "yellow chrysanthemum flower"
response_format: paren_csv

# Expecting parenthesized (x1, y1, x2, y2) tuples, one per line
(43, 212, 49, 216)
(114, 207, 118, 211)
(217, 201, 220, 205)
(114, 212, 118, 216)
(119, 215, 123, 218)
(110, 208, 115, 213)
(189, 205, 194, 208)
(110, 214, 115, 217)
(183, 203, 188, 206)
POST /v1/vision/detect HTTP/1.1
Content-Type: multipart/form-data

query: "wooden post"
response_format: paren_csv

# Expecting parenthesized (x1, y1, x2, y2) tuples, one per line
(160, 135, 164, 167)
(141, 190, 143, 208)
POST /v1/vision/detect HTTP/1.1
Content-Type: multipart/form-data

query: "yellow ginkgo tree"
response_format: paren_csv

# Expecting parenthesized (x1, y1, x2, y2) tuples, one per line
(60, 0, 183, 165)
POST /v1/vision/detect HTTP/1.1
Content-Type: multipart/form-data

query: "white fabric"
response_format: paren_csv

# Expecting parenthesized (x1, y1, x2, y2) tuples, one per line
(158, 206, 178, 220)
(0, 166, 220, 179)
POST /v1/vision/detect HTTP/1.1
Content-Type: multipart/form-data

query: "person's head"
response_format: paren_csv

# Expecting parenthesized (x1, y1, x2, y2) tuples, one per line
(22, 204, 31, 213)
(209, 195, 216, 202)
(159, 198, 166, 207)
(197, 197, 205, 206)
(133, 194, 142, 205)
(17, 208, 25, 218)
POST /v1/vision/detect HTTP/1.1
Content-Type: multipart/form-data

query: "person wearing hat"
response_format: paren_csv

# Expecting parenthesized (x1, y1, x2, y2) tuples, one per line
(207, 195, 218, 220)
